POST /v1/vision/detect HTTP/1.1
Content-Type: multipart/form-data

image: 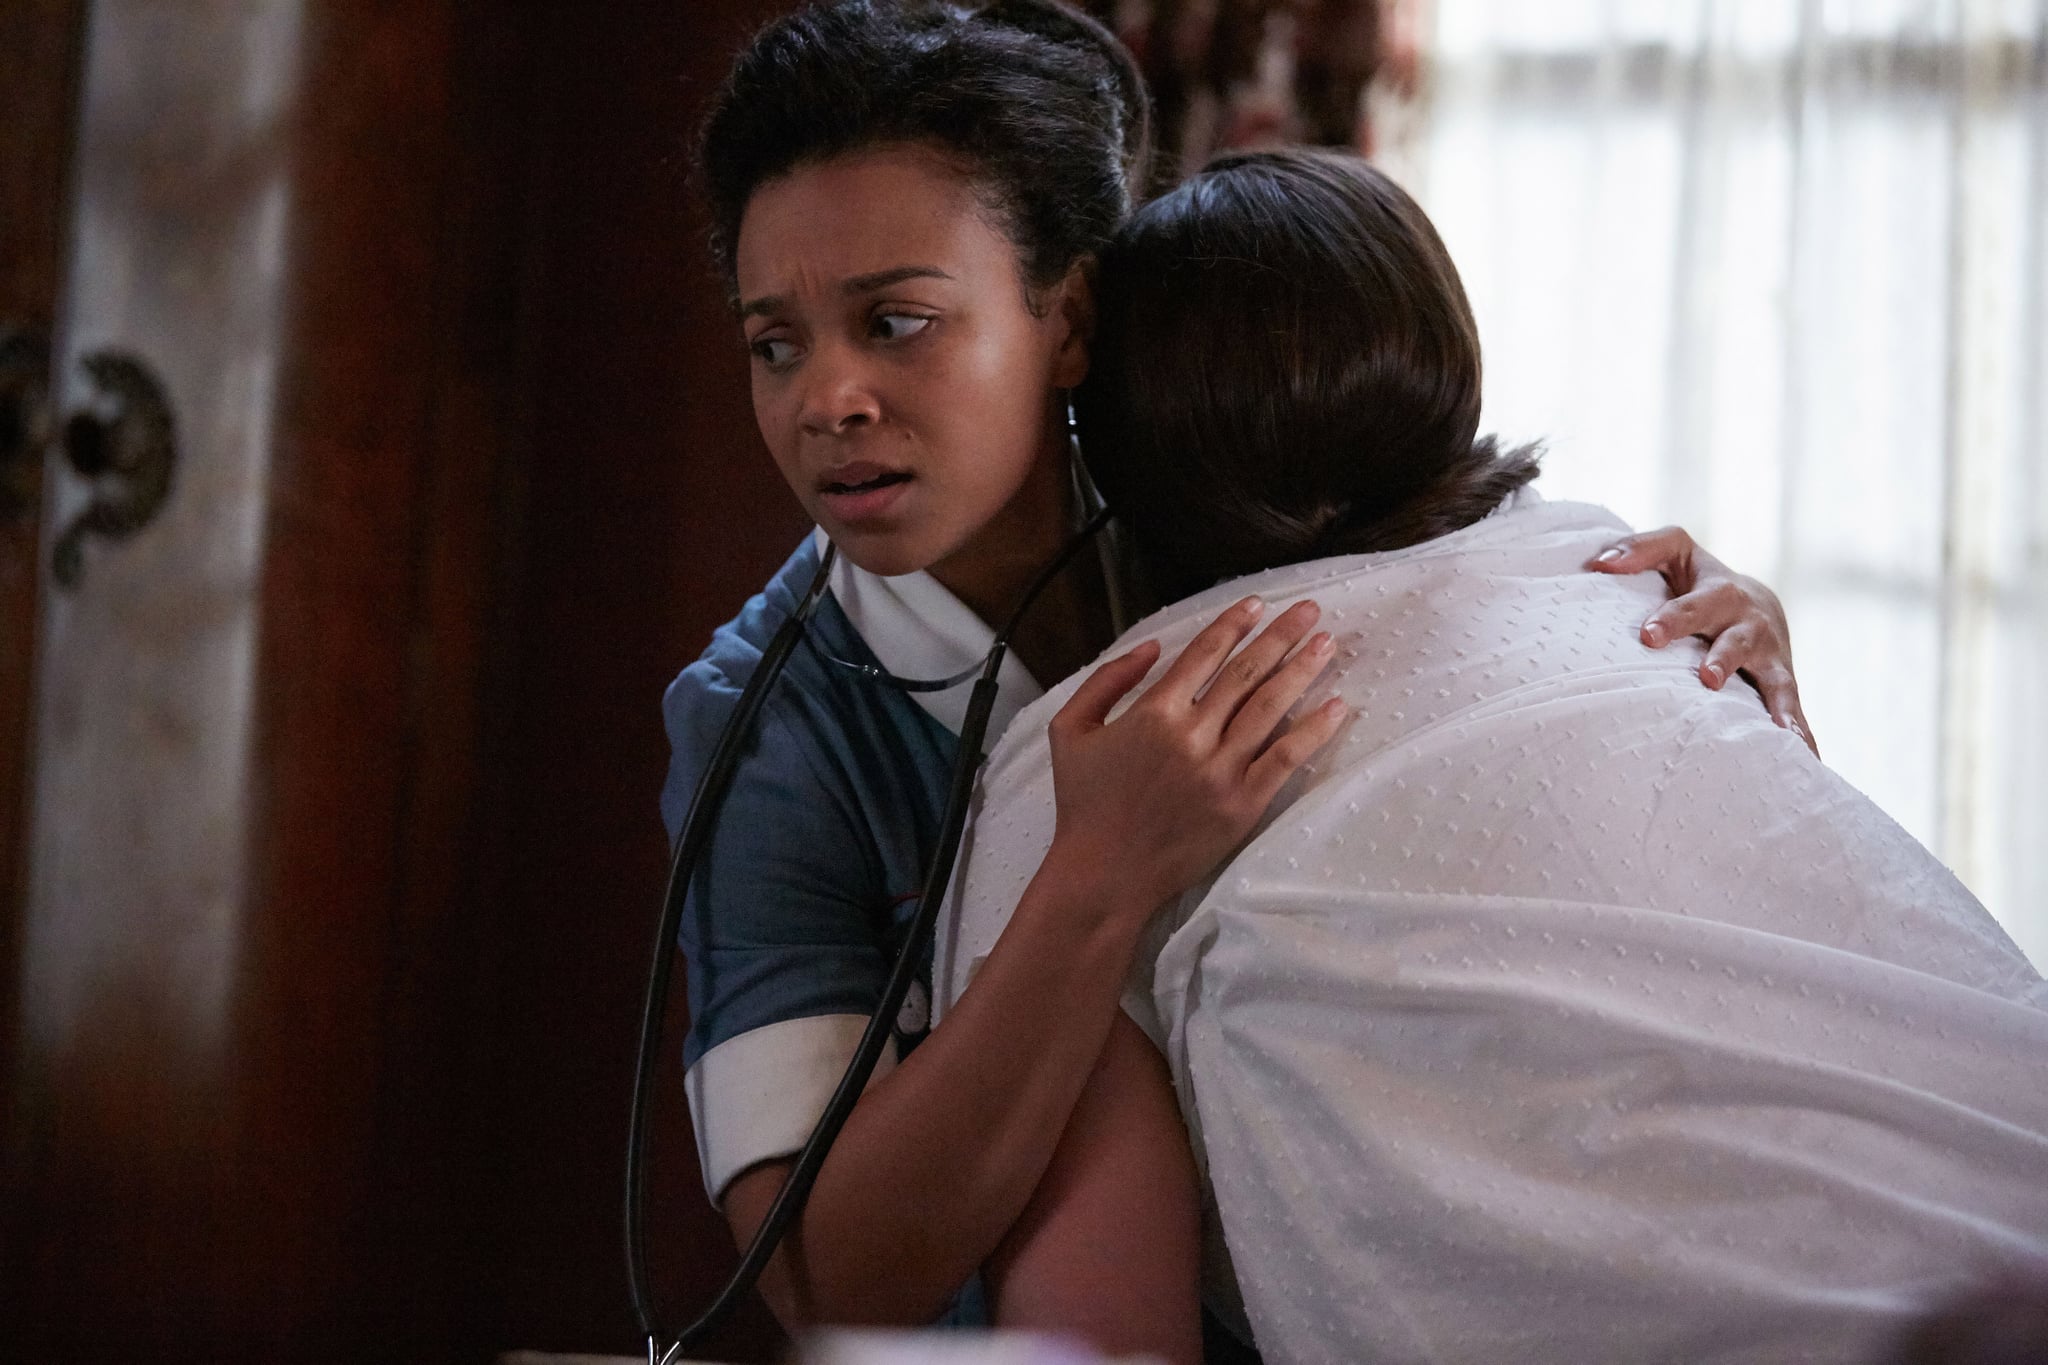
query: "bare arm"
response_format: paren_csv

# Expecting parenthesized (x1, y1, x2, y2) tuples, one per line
(723, 839, 1165, 1327)
(984, 1010, 1204, 1365)
(720, 596, 1344, 1329)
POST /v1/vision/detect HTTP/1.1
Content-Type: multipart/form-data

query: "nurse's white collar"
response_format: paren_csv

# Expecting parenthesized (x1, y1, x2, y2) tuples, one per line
(813, 528, 1045, 744)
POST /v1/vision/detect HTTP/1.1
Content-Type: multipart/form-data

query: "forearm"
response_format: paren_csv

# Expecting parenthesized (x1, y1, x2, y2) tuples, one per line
(985, 1010, 1204, 1365)
(729, 843, 1158, 1327)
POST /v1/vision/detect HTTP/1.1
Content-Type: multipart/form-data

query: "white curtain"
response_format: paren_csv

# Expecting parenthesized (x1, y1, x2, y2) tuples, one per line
(1384, 0, 2048, 968)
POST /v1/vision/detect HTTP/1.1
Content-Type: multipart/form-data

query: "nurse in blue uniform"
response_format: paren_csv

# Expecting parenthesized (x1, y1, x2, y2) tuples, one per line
(661, 2, 1814, 1358)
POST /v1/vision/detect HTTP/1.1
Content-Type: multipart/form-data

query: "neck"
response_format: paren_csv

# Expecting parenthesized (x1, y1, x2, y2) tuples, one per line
(927, 445, 1114, 686)
(1001, 542, 1114, 687)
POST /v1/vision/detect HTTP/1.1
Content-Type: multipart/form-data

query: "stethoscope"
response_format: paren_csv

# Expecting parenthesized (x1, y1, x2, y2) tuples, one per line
(625, 504, 1115, 1364)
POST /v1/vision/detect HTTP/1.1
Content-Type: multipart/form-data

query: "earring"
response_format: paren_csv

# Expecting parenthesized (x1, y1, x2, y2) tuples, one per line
(1065, 389, 1110, 517)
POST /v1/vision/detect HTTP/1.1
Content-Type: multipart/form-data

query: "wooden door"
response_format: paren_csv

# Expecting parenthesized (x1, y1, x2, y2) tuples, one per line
(0, 0, 88, 1332)
(1, 3, 804, 1360)
(0, 2, 524, 1357)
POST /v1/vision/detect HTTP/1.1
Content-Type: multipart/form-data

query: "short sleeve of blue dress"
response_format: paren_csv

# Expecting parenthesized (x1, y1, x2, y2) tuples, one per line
(660, 535, 961, 1199)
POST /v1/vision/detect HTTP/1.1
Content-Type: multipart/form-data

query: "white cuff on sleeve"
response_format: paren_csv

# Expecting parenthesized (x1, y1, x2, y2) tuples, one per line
(684, 1013, 899, 1205)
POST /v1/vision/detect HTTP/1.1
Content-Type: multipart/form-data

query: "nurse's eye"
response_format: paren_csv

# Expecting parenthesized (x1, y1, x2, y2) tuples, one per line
(870, 311, 934, 343)
(749, 335, 800, 369)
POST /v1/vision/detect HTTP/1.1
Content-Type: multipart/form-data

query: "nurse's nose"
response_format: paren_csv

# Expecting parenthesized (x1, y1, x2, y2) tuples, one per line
(797, 343, 882, 436)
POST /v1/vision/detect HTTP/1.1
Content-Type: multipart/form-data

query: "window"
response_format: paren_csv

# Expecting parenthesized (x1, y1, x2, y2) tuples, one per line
(1399, 0, 2047, 964)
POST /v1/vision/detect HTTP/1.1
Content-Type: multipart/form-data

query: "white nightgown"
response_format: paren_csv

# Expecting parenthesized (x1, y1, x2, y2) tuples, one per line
(934, 494, 2048, 1365)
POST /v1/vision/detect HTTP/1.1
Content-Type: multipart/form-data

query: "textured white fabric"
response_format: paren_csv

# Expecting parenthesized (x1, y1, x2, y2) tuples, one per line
(685, 1012, 899, 1204)
(935, 496, 2048, 1364)
(1403, 0, 2048, 971)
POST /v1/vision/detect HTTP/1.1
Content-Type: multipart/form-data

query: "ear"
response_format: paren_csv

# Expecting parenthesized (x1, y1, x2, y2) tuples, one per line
(1048, 258, 1096, 389)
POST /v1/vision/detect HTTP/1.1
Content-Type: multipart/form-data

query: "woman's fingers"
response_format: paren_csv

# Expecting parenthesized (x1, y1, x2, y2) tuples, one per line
(1149, 596, 1267, 703)
(1244, 696, 1349, 806)
(1599, 528, 1813, 745)
(1640, 578, 1748, 649)
(1052, 639, 1162, 737)
(1696, 619, 1761, 688)
(1216, 628, 1335, 764)
(1588, 524, 1698, 586)
(1750, 664, 1819, 756)
(1695, 611, 1820, 756)
(1193, 600, 1323, 728)
(1046, 604, 1341, 908)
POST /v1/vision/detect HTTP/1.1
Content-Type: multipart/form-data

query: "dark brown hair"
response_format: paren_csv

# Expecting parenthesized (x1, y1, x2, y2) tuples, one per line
(1077, 148, 1540, 602)
(697, 0, 1152, 301)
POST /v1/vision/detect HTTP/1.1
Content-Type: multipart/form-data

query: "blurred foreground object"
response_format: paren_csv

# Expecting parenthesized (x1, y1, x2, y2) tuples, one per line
(803, 1330, 1163, 1365)
(1895, 1277, 2048, 1364)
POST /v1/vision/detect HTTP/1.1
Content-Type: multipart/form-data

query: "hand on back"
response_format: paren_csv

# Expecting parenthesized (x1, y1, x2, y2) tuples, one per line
(1045, 596, 1348, 912)
(1591, 525, 1816, 754)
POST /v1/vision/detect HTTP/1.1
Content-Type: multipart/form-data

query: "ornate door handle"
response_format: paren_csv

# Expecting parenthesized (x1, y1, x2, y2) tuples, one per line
(0, 324, 179, 587)
(49, 351, 178, 588)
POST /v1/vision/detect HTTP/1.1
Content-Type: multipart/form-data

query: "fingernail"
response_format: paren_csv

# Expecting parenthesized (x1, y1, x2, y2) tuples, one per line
(1308, 632, 1333, 655)
(1641, 621, 1665, 647)
(1239, 596, 1265, 617)
(1595, 546, 1626, 563)
(1702, 662, 1725, 687)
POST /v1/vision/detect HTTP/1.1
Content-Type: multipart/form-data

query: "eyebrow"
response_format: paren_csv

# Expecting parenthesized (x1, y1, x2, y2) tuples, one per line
(739, 265, 955, 319)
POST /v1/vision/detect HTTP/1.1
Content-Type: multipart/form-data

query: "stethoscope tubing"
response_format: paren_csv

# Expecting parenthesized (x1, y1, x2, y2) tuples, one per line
(626, 542, 837, 1355)
(627, 513, 1109, 1360)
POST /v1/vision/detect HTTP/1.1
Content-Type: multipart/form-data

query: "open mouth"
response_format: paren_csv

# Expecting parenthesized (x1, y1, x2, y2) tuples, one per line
(823, 470, 913, 497)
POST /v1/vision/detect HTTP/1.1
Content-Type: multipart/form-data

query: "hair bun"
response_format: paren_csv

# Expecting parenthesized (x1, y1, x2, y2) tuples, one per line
(969, 0, 1153, 193)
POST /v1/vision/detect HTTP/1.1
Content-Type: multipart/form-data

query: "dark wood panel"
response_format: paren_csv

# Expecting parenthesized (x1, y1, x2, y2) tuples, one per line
(0, 6, 86, 1311)
(224, 2, 490, 1352)
(348, 5, 554, 1356)
(466, 0, 804, 1357)
(0, 1, 85, 311)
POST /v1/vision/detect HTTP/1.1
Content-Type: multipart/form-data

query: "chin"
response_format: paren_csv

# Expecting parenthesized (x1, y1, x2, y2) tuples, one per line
(822, 525, 941, 579)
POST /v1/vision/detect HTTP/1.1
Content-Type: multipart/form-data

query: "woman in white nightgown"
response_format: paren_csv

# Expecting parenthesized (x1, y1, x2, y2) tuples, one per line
(935, 150, 2048, 1364)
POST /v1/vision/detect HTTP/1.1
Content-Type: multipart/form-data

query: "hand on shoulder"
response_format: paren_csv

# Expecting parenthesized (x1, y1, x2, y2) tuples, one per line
(1042, 594, 1350, 916)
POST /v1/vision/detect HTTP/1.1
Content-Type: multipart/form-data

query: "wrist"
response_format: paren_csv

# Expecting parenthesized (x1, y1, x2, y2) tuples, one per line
(1039, 832, 1172, 930)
